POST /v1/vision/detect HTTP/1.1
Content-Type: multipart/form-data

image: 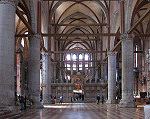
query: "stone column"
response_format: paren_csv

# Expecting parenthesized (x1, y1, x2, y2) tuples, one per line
(43, 54, 52, 104)
(42, 53, 47, 104)
(101, 63, 108, 81)
(107, 52, 117, 104)
(0, 0, 17, 107)
(53, 63, 57, 83)
(28, 34, 43, 108)
(95, 69, 98, 83)
(119, 34, 135, 107)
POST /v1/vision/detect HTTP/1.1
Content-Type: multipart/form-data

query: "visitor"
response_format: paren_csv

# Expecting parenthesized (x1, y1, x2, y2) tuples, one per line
(24, 96, 26, 110)
(96, 95, 100, 104)
(52, 96, 55, 104)
(82, 94, 84, 101)
(76, 96, 78, 101)
(40, 96, 43, 102)
(102, 95, 104, 104)
(20, 95, 25, 110)
(59, 96, 63, 104)
(74, 97, 76, 101)
(71, 97, 73, 103)
(54, 96, 57, 104)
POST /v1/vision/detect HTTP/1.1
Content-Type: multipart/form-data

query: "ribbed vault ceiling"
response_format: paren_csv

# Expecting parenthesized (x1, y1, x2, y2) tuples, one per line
(49, 1, 108, 51)
(15, 0, 150, 53)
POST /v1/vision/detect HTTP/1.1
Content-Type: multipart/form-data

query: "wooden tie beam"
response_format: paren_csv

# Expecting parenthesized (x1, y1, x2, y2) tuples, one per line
(50, 23, 108, 26)
(49, 50, 107, 54)
(59, 67, 99, 68)
(42, 0, 119, 1)
(15, 33, 150, 38)
(42, 33, 118, 37)
(59, 60, 101, 63)
(56, 38, 99, 41)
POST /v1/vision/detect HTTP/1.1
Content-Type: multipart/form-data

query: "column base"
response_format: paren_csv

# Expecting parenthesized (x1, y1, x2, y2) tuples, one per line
(0, 106, 20, 112)
(43, 101, 52, 105)
(118, 101, 136, 108)
(31, 102, 43, 109)
(43, 97, 52, 105)
(106, 99, 117, 104)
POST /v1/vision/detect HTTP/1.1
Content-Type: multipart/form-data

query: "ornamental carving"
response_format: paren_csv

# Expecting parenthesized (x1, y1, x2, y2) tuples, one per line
(120, 33, 133, 41)
(107, 51, 117, 56)
(28, 34, 42, 41)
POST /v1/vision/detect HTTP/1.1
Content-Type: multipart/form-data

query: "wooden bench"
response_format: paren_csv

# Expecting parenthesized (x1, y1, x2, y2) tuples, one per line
(135, 98, 149, 105)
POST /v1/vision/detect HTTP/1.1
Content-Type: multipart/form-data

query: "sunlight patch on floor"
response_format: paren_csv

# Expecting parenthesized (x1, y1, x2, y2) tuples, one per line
(44, 105, 69, 109)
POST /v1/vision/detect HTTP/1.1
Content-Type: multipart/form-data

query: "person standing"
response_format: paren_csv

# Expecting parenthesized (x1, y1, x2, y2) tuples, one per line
(52, 96, 55, 104)
(71, 97, 73, 103)
(82, 94, 84, 101)
(102, 95, 104, 104)
(54, 96, 56, 104)
(24, 96, 26, 110)
(20, 95, 25, 110)
(59, 96, 63, 104)
(96, 95, 100, 104)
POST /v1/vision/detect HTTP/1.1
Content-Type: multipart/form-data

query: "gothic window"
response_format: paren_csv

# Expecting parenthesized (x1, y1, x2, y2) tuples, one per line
(66, 54, 71, 60)
(73, 54, 77, 60)
(21, 38, 24, 47)
(85, 54, 88, 60)
(79, 54, 83, 60)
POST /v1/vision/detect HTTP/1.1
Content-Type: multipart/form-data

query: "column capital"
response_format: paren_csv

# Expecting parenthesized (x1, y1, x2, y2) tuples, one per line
(118, 0, 124, 3)
(38, 0, 44, 2)
(34, 34, 42, 39)
(41, 52, 48, 56)
(0, 0, 19, 7)
(107, 51, 117, 56)
(29, 34, 42, 41)
(120, 33, 133, 41)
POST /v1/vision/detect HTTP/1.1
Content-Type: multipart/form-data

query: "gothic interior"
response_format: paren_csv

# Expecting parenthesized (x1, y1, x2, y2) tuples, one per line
(0, 0, 150, 118)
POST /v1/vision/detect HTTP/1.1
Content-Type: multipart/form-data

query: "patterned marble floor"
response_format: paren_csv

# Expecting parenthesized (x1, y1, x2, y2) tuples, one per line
(18, 103, 144, 119)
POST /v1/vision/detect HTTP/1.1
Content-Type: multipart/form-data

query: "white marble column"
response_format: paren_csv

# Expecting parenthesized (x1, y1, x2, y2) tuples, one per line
(0, 0, 17, 107)
(95, 69, 98, 83)
(43, 54, 52, 104)
(119, 34, 135, 107)
(28, 34, 43, 108)
(107, 52, 117, 104)
(101, 63, 108, 81)
(41, 53, 47, 104)
(53, 63, 57, 83)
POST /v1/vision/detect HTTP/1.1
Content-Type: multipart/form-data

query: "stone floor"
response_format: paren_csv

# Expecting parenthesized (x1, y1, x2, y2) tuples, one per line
(18, 103, 144, 119)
